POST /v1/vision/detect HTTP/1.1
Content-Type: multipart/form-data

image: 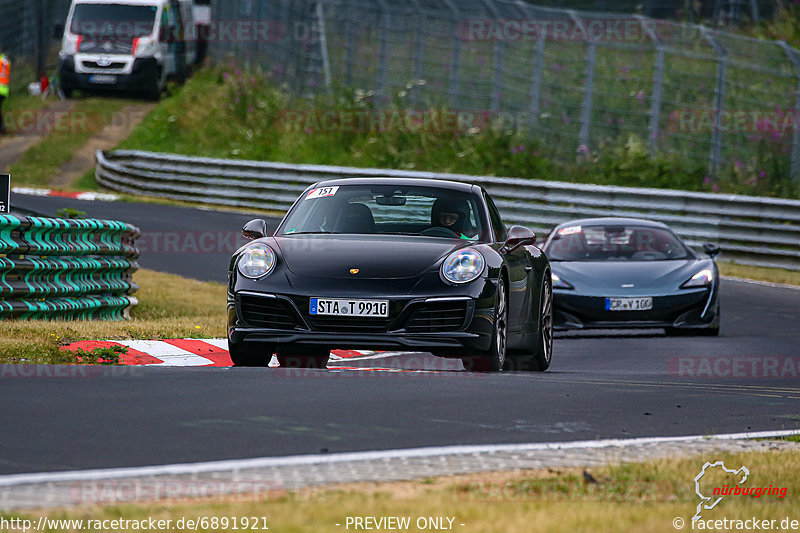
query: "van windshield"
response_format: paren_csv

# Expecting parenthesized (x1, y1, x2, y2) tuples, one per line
(71, 4, 158, 39)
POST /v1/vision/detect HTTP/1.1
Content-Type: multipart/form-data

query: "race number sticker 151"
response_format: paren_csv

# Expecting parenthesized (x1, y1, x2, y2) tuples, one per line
(0, 174, 10, 214)
(558, 225, 581, 236)
(306, 186, 339, 200)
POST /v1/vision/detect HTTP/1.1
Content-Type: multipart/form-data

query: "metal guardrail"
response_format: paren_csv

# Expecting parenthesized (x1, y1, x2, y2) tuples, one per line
(0, 214, 141, 320)
(96, 149, 800, 271)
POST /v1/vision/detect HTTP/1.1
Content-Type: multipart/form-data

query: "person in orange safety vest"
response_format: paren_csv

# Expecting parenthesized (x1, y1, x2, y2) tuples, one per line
(0, 45, 10, 134)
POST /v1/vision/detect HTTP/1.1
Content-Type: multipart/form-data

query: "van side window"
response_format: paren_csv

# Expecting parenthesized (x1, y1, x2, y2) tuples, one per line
(484, 194, 507, 243)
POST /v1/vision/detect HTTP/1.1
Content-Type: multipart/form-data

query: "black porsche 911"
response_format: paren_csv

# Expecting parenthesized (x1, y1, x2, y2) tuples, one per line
(227, 177, 553, 372)
(542, 217, 721, 336)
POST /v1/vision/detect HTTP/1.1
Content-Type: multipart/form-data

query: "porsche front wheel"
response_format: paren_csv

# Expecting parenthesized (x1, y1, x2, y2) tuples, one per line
(277, 345, 330, 369)
(462, 280, 507, 373)
(507, 277, 553, 372)
(228, 342, 273, 367)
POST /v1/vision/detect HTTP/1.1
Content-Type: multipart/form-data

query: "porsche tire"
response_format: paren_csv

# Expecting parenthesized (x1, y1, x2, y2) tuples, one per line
(462, 280, 507, 373)
(507, 277, 553, 372)
(277, 345, 330, 369)
(228, 342, 273, 367)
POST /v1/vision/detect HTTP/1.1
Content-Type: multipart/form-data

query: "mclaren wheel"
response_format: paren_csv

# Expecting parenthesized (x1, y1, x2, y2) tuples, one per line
(463, 280, 507, 373)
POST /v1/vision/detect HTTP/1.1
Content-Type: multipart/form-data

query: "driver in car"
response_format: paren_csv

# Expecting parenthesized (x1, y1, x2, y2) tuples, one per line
(431, 197, 477, 240)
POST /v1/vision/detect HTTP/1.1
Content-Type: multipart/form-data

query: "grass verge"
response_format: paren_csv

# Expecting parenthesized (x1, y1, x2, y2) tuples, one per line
(0, 269, 226, 363)
(719, 263, 800, 287)
(10, 448, 800, 532)
(8, 97, 125, 188)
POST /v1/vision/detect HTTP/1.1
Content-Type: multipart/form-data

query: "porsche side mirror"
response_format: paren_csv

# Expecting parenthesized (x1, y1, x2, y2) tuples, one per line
(503, 226, 536, 252)
(54, 23, 65, 39)
(243, 219, 267, 240)
(703, 243, 721, 258)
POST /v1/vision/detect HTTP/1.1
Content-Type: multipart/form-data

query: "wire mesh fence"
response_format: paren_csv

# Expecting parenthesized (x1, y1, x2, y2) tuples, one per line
(209, 0, 800, 181)
(525, 0, 782, 24)
(0, 0, 71, 92)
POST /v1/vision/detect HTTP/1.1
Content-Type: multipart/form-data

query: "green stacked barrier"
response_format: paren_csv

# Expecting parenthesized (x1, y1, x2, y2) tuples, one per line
(0, 215, 140, 321)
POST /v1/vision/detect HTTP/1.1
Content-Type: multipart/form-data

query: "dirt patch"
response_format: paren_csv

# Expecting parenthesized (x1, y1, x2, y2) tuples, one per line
(0, 99, 76, 170)
(50, 102, 155, 188)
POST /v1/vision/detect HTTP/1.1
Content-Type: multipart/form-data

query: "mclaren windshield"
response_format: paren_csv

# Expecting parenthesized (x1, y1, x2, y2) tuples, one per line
(545, 224, 694, 262)
(278, 185, 488, 241)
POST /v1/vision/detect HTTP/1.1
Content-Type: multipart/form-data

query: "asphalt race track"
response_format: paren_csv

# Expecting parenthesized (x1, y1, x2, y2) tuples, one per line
(1, 194, 798, 475)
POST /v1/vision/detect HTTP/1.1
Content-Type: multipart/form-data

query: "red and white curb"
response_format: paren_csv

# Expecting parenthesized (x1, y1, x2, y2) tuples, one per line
(62, 339, 384, 368)
(12, 187, 120, 202)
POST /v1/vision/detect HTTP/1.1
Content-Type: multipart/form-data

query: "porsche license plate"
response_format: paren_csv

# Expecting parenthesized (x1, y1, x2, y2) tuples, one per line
(310, 298, 389, 318)
(605, 297, 653, 311)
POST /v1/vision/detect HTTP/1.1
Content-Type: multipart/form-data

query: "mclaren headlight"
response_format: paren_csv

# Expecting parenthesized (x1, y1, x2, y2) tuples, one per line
(681, 268, 713, 288)
(551, 272, 574, 290)
(441, 249, 485, 284)
(237, 243, 277, 279)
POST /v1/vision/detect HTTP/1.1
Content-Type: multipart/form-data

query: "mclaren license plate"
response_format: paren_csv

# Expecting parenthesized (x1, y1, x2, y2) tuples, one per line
(605, 297, 653, 311)
(310, 298, 389, 318)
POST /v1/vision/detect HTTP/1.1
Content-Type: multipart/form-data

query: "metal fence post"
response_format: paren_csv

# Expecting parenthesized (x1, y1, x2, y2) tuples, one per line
(750, 0, 760, 24)
(529, 35, 546, 134)
(409, 2, 424, 81)
(569, 11, 595, 150)
(344, 0, 355, 86)
(779, 41, 800, 181)
(638, 16, 664, 156)
(376, 0, 390, 106)
(442, 0, 462, 108)
(478, 0, 505, 113)
(315, 1, 332, 93)
(702, 27, 728, 177)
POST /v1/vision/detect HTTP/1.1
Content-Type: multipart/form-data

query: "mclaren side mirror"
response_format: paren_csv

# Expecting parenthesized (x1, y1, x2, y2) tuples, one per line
(703, 243, 721, 258)
(503, 226, 536, 252)
(242, 219, 267, 240)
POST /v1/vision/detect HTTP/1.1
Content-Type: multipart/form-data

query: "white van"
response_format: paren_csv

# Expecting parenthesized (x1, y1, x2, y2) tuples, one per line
(58, 0, 197, 99)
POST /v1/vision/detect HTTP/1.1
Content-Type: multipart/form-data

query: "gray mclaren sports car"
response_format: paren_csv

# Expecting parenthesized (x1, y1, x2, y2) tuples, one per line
(542, 218, 720, 336)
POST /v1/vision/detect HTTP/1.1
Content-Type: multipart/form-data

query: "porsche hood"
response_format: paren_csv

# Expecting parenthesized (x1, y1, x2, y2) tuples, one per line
(273, 235, 469, 279)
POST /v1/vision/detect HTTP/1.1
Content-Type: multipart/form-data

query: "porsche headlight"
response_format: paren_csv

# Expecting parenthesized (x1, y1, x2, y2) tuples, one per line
(237, 243, 276, 279)
(681, 268, 713, 288)
(551, 272, 574, 290)
(441, 249, 485, 284)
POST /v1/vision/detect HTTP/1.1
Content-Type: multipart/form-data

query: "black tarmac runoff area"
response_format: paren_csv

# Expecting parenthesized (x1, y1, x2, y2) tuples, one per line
(1, 195, 798, 475)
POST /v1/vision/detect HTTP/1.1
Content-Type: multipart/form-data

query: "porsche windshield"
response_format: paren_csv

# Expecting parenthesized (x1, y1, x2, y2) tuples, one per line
(279, 185, 487, 240)
(70, 4, 158, 39)
(546, 224, 693, 261)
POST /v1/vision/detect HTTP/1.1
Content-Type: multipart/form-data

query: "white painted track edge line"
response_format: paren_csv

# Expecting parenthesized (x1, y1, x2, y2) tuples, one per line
(1, 429, 798, 487)
(722, 276, 800, 291)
